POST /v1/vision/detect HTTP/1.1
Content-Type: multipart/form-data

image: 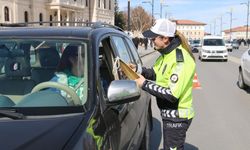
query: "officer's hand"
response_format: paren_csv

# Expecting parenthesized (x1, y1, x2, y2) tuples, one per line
(128, 63, 137, 72)
(134, 74, 145, 88)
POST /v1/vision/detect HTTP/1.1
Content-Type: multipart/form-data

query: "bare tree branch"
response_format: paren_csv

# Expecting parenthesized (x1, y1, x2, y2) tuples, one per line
(123, 6, 154, 36)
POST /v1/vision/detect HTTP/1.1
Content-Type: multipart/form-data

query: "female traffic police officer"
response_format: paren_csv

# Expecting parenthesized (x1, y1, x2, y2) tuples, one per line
(133, 19, 196, 150)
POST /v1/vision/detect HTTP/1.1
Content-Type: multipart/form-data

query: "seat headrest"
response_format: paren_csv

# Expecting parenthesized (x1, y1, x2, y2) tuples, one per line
(0, 45, 10, 57)
(5, 56, 31, 78)
(99, 47, 104, 55)
(64, 45, 78, 52)
(38, 47, 60, 68)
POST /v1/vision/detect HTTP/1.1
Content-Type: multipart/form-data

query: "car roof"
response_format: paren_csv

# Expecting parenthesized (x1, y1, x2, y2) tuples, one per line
(0, 27, 90, 38)
(0, 22, 125, 39)
(203, 35, 223, 39)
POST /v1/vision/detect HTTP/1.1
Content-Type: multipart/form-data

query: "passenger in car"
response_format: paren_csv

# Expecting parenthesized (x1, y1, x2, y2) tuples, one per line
(50, 45, 85, 100)
(0, 44, 9, 72)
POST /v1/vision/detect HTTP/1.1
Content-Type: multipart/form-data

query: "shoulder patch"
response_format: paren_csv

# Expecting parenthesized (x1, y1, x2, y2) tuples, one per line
(170, 74, 178, 83)
(176, 48, 184, 62)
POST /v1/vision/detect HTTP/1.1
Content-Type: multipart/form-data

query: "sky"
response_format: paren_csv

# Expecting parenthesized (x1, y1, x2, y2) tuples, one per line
(117, 0, 248, 34)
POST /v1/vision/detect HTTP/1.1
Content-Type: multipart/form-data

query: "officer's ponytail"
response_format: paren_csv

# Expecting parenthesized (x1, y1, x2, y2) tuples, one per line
(175, 30, 195, 61)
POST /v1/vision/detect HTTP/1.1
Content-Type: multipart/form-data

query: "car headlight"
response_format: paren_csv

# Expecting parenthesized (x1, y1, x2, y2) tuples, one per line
(203, 50, 210, 53)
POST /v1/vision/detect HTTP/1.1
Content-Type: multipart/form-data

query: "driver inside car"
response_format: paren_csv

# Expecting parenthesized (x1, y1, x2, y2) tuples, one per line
(50, 45, 85, 102)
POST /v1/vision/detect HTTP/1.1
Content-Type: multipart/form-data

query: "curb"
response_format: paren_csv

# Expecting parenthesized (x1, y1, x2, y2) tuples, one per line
(140, 50, 156, 57)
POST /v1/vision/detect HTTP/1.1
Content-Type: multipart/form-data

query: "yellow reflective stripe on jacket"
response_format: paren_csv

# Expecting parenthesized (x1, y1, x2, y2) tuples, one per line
(178, 108, 195, 119)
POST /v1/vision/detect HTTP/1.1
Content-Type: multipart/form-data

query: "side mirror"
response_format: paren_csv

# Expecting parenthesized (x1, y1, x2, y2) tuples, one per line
(107, 80, 140, 106)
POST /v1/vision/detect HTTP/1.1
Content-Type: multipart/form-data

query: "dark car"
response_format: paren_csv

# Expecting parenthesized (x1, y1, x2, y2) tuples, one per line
(191, 47, 199, 53)
(191, 40, 201, 48)
(232, 40, 240, 49)
(190, 40, 201, 53)
(0, 22, 152, 150)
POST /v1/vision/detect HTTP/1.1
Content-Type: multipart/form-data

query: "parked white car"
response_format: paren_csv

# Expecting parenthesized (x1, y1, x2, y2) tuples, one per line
(238, 49, 250, 89)
(199, 36, 228, 61)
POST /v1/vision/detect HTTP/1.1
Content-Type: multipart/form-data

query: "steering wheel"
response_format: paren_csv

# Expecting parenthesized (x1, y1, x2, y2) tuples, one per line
(31, 81, 81, 105)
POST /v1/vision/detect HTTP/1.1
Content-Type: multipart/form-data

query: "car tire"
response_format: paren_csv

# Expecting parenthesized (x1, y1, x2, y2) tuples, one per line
(238, 69, 247, 89)
(139, 114, 151, 150)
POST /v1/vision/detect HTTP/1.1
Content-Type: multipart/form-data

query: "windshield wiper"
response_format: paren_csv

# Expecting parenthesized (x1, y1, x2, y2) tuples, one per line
(0, 109, 25, 120)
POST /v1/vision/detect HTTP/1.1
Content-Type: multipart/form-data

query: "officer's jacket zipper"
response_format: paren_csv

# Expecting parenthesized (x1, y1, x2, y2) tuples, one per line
(158, 54, 168, 75)
(158, 54, 165, 71)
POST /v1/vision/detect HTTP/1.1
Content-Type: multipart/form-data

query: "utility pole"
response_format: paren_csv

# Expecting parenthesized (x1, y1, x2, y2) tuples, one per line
(142, 0, 154, 26)
(227, 9, 233, 41)
(220, 15, 223, 36)
(210, 23, 212, 34)
(128, 0, 130, 31)
(247, 1, 249, 42)
(152, 0, 154, 25)
(160, 0, 168, 19)
(160, 0, 163, 18)
(214, 19, 216, 35)
(88, 0, 91, 22)
(241, 1, 249, 44)
(229, 8, 233, 41)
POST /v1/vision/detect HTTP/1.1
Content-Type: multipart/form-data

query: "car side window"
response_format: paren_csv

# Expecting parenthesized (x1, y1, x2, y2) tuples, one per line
(98, 37, 129, 111)
(98, 36, 139, 93)
(125, 37, 142, 66)
(98, 37, 117, 95)
(111, 36, 138, 80)
(111, 36, 134, 64)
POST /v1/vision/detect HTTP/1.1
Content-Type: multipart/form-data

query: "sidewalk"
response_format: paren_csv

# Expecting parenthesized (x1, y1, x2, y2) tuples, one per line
(240, 45, 249, 49)
(137, 45, 156, 57)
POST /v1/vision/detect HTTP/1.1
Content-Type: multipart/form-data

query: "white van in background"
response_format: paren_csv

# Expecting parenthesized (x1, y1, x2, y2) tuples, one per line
(199, 36, 228, 61)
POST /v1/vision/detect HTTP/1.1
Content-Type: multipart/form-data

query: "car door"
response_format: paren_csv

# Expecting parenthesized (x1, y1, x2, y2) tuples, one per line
(98, 36, 136, 150)
(243, 50, 250, 85)
(97, 34, 150, 149)
(110, 35, 150, 149)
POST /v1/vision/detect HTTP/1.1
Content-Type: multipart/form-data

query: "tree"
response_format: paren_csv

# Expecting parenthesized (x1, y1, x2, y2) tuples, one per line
(123, 6, 153, 34)
(114, 0, 126, 29)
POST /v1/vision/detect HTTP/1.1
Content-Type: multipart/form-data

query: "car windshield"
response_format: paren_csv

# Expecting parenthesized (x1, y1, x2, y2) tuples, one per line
(193, 40, 200, 44)
(0, 39, 88, 108)
(203, 39, 225, 46)
(232, 41, 239, 44)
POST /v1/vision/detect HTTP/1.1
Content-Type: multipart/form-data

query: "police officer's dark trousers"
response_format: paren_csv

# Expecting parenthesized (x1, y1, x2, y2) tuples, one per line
(162, 116, 192, 150)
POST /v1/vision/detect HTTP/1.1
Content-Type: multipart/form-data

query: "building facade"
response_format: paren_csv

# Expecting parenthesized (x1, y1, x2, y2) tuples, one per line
(0, 0, 115, 26)
(223, 26, 250, 40)
(173, 20, 206, 40)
